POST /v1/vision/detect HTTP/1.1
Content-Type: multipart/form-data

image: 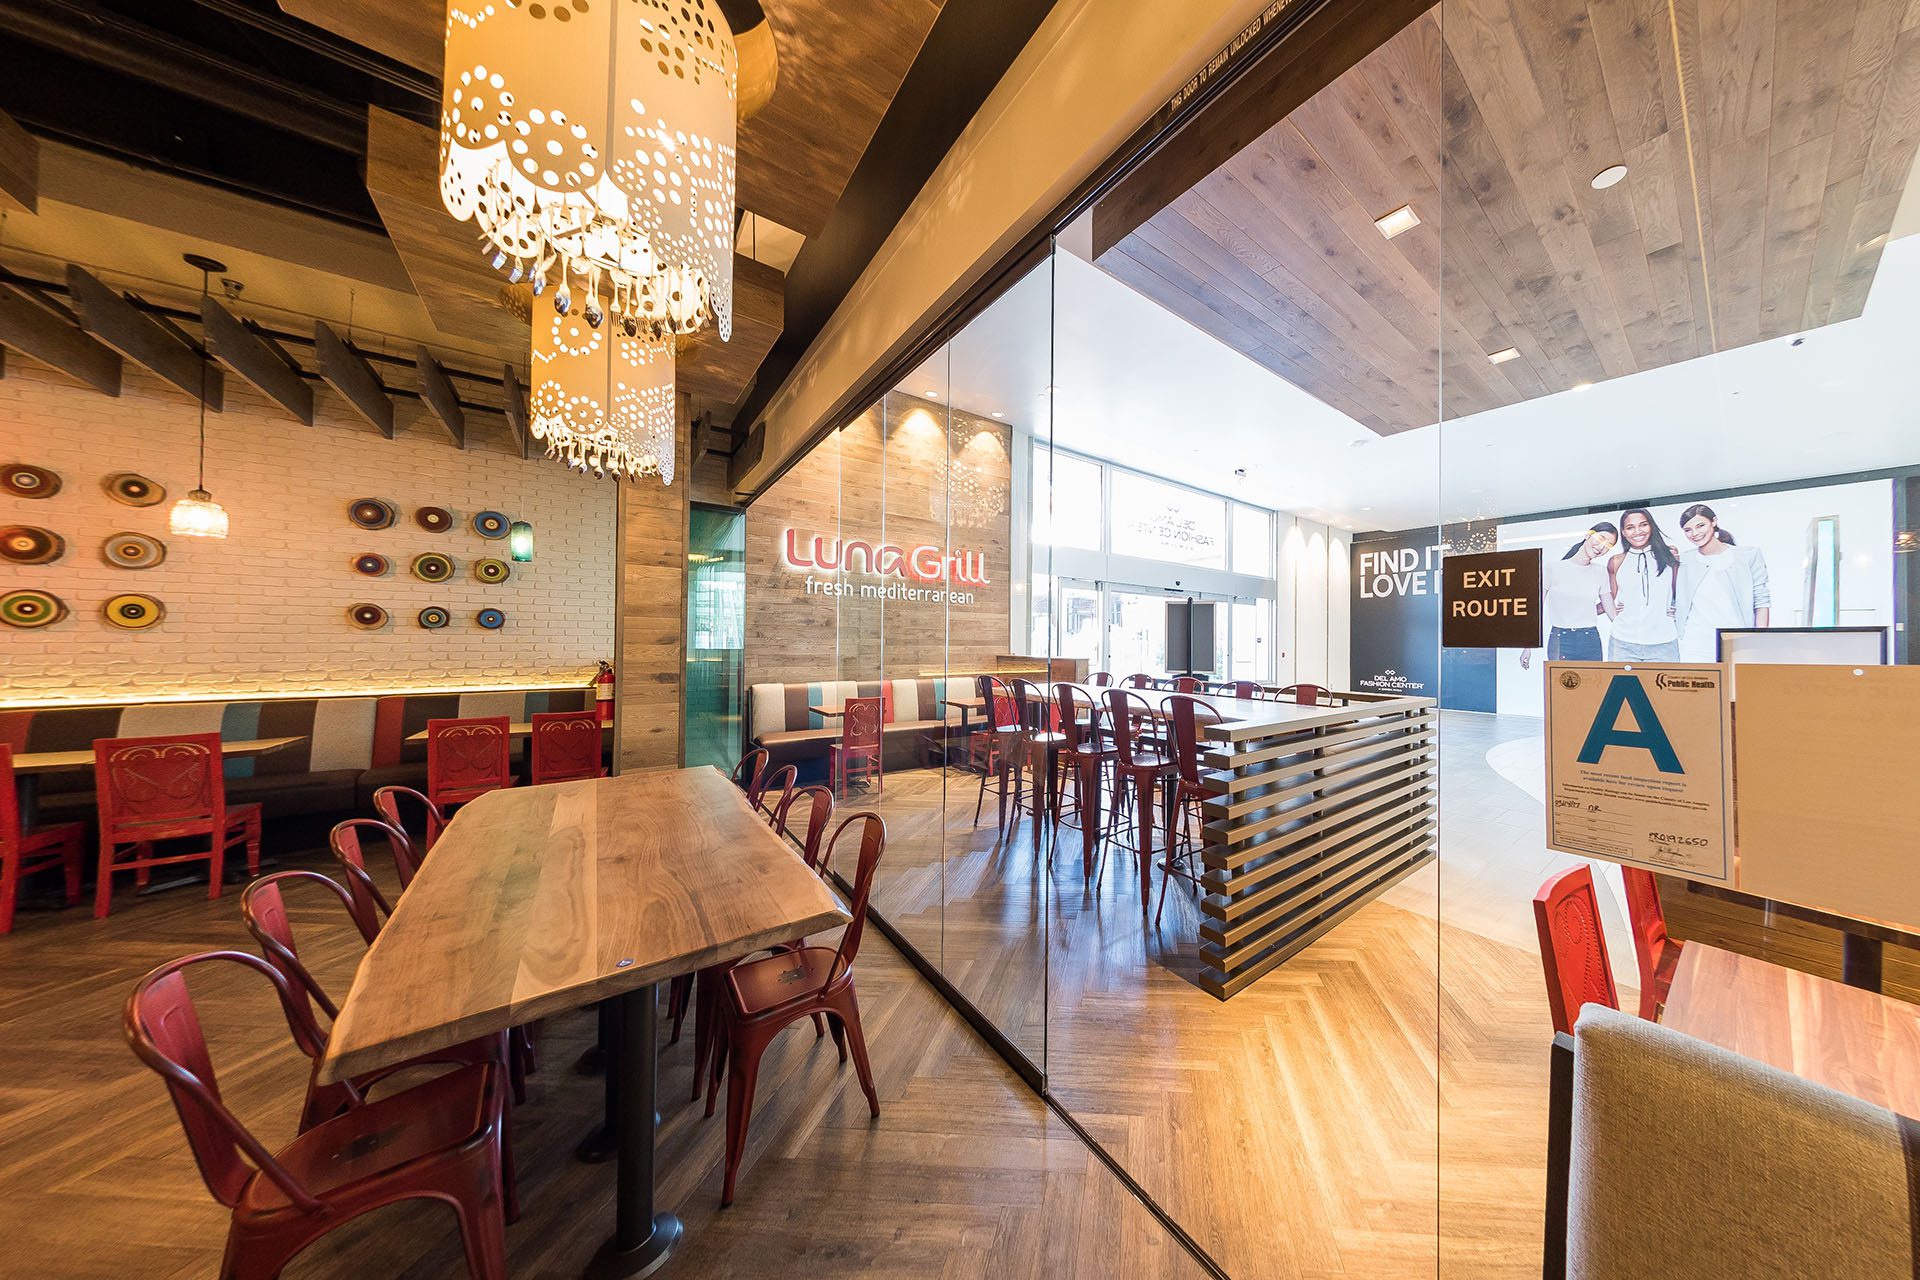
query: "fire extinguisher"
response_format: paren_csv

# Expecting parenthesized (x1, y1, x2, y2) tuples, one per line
(594, 660, 615, 725)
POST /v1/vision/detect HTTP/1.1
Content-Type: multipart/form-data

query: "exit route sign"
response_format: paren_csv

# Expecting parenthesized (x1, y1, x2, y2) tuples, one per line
(1441, 549, 1544, 649)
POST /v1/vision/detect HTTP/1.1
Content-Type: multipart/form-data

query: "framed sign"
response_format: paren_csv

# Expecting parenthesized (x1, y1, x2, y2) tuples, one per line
(1544, 662, 1734, 883)
(1441, 548, 1543, 649)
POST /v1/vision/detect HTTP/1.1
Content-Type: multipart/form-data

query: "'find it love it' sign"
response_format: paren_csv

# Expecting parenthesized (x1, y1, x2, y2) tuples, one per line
(1441, 549, 1543, 649)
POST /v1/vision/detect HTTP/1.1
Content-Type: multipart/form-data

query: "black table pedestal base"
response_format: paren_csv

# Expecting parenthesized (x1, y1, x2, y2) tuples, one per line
(585, 984, 682, 1279)
(1842, 934, 1884, 992)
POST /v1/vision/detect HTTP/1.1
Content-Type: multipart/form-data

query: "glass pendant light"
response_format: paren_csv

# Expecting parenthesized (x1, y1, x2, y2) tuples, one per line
(508, 520, 535, 562)
(169, 254, 229, 539)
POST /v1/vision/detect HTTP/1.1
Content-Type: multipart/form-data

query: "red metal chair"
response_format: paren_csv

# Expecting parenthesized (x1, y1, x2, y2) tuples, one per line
(1172, 675, 1201, 693)
(758, 763, 799, 823)
(1228, 680, 1260, 700)
(240, 870, 520, 1126)
(1090, 671, 1113, 687)
(731, 747, 770, 808)
(372, 785, 445, 865)
(780, 785, 836, 872)
(327, 818, 410, 936)
(529, 710, 605, 785)
(426, 717, 513, 810)
(1622, 866, 1683, 1020)
(830, 697, 883, 796)
(1, 743, 84, 933)
(1280, 683, 1326, 706)
(1159, 694, 1220, 926)
(93, 733, 261, 918)
(706, 813, 886, 1206)
(1123, 673, 1153, 689)
(124, 950, 511, 1280)
(1104, 688, 1177, 911)
(1533, 864, 1620, 1035)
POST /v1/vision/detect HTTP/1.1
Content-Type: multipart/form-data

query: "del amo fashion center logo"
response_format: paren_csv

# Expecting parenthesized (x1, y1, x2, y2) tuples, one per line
(781, 529, 990, 605)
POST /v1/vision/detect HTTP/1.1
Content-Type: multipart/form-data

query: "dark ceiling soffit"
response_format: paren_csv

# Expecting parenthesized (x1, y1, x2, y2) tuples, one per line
(732, 0, 1394, 502)
(725, 0, 1062, 476)
(1090, 0, 1434, 257)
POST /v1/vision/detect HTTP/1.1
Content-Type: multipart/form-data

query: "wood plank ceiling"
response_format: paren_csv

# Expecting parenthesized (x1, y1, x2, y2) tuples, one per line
(1097, 0, 1920, 435)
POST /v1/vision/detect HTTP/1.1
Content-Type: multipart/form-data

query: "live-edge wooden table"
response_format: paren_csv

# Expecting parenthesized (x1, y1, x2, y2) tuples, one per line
(319, 766, 849, 1277)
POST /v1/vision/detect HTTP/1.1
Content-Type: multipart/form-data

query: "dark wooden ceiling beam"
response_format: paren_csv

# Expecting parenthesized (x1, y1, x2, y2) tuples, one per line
(66, 266, 222, 407)
(201, 298, 315, 425)
(416, 345, 466, 448)
(501, 363, 532, 460)
(0, 108, 38, 213)
(1091, 0, 1433, 260)
(0, 282, 121, 395)
(315, 321, 394, 436)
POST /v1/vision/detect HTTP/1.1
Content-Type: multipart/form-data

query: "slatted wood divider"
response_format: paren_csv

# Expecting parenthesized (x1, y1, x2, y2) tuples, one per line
(1196, 693, 1438, 998)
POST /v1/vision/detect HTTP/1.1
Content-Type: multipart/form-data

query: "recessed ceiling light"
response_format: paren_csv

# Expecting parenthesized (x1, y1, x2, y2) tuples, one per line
(1591, 164, 1629, 190)
(1374, 204, 1420, 239)
(1488, 346, 1520, 365)
(923, 389, 939, 399)
(1349, 439, 1369, 449)
(990, 411, 1004, 418)
(1571, 381, 1594, 393)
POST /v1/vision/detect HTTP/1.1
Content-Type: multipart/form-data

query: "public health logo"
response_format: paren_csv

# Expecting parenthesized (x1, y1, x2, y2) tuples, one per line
(1558, 671, 1582, 690)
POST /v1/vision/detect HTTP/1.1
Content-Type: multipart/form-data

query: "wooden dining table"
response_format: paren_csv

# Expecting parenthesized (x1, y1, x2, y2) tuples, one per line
(1660, 942, 1920, 1116)
(318, 766, 849, 1278)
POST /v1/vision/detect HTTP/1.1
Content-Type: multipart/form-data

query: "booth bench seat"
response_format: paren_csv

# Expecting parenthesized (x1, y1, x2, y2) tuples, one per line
(749, 679, 966, 771)
(3, 686, 593, 825)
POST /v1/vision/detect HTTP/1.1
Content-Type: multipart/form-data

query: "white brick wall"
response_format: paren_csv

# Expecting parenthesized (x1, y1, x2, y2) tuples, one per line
(1, 360, 616, 703)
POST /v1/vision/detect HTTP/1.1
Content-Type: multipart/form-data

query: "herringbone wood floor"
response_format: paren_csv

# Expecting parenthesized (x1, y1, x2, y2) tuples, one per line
(0, 847, 1206, 1280)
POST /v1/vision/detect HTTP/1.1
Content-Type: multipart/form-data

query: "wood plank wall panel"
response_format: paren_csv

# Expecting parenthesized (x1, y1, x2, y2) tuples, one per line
(1196, 700, 1439, 998)
(616, 407, 691, 770)
(743, 391, 1011, 691)
(1099, 0, 1920, 435)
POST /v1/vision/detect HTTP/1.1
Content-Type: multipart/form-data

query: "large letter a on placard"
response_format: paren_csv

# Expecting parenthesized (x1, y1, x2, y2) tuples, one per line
(1576, 675, 1684, 774)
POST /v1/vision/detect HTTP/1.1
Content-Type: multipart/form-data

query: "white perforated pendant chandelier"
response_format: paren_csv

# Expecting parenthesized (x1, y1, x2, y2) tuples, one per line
(530, 310, 677, 483)
(441, 0, 737, 341)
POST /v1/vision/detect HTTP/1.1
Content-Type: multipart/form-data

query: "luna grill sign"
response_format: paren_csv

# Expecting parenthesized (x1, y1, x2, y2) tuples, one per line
(782, 529, 990, 605)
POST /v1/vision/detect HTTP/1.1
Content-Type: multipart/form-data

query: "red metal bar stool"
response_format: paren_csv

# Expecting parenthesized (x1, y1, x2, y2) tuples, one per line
(1159, 694, 1221, 926)
(93, 733, 261, 918)
(1280, 683, 1326, 706)
(1011, 678, 1066, 829)
(529, 710, 606, 784)
(125, 950, 512, 1280)
(425, 717, 514, 811)
(705, 813, 886, 1206)
(1103, 688, 1178, 912)
(1053, 684, 1117, 879)
(0, 743, 84, 933)
(971, 675, 1029, 830)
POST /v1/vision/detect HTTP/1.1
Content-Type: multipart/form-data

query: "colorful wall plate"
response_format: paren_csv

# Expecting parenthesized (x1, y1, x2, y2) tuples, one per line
(348, 498, 397, 530)
(1, 526, 65, 565)
(415, 506, 453, 533)
(476, 608, 506, 630)
(103, 593, 165, 629)
(103, 472, 166, 507)
(353, 553, 390, 577)
(102, 532, 166, 569)
(2, 464, 61, 499)
(1, 589, 67, 628)
(417, 606, 450, 630)
(473, 557, 511, 583)
(411, 552, 456, 583)
(472, 510, 510, 539)
(348, 603, 389, 630)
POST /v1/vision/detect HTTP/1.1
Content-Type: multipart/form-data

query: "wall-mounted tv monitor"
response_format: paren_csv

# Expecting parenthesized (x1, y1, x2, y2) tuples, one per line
(1166, 600, 1217, 676)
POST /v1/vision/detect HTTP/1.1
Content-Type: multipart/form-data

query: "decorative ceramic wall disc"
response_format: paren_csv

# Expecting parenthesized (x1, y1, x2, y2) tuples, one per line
(353, 553, 390, 577)
(348, 603, 389, 629)
(411, 552, 456, 583)
(103, 593, 165, 629)
(102, 532, 166, 569)
(2, 464, 60, 499)
(476, 608, 506, 630)
(348, 498, 397, 530)
(473, 557, 511, 584)
(472, 510, 509, 539)
(103, 472, 166, 507)
(0, 589, 67, 628)
(417, 606, 450, 630)
(415, 506, 453, 533)
(1, 526, 65, 565)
